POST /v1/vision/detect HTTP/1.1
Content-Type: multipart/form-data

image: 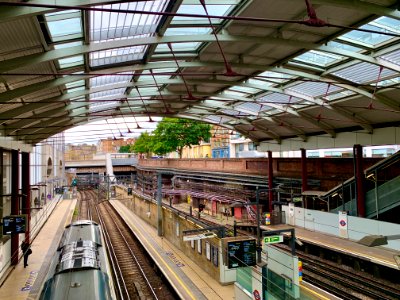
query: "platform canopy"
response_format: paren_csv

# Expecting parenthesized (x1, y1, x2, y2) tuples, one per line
(1, 0, 400, 145)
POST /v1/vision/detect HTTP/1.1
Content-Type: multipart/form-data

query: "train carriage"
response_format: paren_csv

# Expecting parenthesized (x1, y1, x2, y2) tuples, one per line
(39, 220, 115, 300)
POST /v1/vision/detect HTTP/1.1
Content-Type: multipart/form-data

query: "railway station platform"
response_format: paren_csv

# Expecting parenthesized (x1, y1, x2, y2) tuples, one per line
(164, 200, 400, 284)
(0, 199, 77, 300)
(110, 199, 235, 300)
(263, 224, 400, 270)
(171, 201, 400, 270)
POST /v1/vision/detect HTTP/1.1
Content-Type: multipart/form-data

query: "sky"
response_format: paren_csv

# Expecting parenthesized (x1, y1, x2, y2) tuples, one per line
(64, 117, 161, 144)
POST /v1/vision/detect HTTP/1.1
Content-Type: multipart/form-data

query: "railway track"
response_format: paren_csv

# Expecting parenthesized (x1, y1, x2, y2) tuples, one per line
(96, 200, 177, 300)
(300, 252, 400, 300)
(76, 190, 178, 299)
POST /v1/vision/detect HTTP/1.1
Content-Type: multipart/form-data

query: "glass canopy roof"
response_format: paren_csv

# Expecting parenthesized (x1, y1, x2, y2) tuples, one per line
(2, 0, 400, 144)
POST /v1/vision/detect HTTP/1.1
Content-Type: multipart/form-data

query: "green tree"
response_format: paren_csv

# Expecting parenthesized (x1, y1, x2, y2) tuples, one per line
(131, 132, 154, 158)
(119, 145, 131, 153)
(152, 118, 211, 158)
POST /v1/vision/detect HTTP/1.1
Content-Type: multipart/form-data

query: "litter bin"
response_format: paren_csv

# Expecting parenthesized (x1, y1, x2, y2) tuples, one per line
(127, 188, 132, 195)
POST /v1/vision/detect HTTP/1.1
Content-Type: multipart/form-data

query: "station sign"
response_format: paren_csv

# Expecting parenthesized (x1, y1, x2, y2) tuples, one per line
(263, 235, 283, 245)
(183, 232, 216, 241)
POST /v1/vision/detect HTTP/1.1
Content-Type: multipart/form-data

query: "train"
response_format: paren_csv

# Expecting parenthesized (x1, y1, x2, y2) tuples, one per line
(39, 220, 115, 300)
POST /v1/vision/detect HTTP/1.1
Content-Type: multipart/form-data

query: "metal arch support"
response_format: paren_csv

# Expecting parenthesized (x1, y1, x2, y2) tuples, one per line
(311, 0, 400, 21)
(2, 33, 400, 73)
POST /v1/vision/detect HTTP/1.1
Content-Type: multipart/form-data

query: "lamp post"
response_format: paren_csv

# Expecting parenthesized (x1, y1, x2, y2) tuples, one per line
(256, 186, 261, 263)
(255, 186, 284, 263)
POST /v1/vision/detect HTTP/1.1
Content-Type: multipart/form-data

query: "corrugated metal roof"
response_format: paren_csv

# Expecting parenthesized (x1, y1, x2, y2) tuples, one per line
(0, 18, 42, 58)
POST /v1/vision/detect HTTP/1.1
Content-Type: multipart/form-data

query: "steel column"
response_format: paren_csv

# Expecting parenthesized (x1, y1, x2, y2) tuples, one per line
(21, 152, 31, 244)
(301, 148, 308, 193)
(157, 173, 163, 236)
(11, 149, 19, 265)
(354, 144, 366, 217)
(267, 150, 273, 212)
(0, 148, 3, 240)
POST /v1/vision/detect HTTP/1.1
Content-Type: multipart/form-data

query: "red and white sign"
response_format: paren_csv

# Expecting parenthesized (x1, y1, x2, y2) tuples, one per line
(253, 290, 261, 300)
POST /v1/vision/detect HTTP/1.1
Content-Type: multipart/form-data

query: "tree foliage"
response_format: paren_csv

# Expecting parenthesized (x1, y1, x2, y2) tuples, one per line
(152, 118, 211, 158)
(131, 118, 211, 158)
(119, 145, 131, 153)
(130, 131, 154, 157)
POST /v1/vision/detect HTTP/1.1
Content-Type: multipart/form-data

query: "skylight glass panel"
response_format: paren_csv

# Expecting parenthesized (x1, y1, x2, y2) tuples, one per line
(338, 17, 400, 47)
(142, 68, 177, 80)
(257, 93, 302, 104)
(129, 87, 159, 96)
(45, 10, 82, 42)
(327, 41, 362, 53)
(89, 88, 125, 112)
(89, 101, 119, 113)
(380, 48, 400, 66)
(172, 3, 234, 25)
(235, 102, 263, 113)
(377, 77, 400, 87)
(331, 62, 396, 84)
(164, 27, 210, 36)
(224, 90, 248, 98)
(66, 80, 85, 89)
(66, 86, 85, 94)
(247, 78, 275, 88)
(204, 115, 231, 123)
(90, 88, 126, 100)
(66, 80, 85, 93)
(90, 73, 133, 87)
(220, 109, 250, 116)
(229, 86, 262, 94)
(324, 90, 356, 101)
(58, 55, 84, 69)
(90, 1, 168, 42)
(54, 41, 83, 49)
(292, 50, 344, 67)
(286, 82, 341, 98)
(256, 71, 294, 83)
(155, 42, 201, 52)
(90, 45, 147, 67)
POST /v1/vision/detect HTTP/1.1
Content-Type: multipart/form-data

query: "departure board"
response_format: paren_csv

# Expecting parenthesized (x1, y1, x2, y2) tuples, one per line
(227, 239, 256, 268)
(2, 215, 27, 235)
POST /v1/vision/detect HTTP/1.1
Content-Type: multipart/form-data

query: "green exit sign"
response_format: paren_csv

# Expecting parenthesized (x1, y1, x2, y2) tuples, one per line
(263, 235, 283, 244)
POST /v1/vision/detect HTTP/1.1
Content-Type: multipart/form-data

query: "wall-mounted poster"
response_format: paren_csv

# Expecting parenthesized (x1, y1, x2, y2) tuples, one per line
(176, 222, 180, 237)
(206, 241, 211, 260)
(191, 239, 195, 249)
(197, 240, 202, 254)
(212, 246, 219, 266)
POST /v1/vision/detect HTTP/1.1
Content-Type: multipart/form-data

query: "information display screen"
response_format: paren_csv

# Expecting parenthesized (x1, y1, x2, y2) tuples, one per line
(227, 239, 256, 269)
(2, 215, 27, 235)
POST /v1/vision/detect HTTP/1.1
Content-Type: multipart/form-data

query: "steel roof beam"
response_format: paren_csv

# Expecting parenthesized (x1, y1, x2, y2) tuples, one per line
(2, 33, 400, 74)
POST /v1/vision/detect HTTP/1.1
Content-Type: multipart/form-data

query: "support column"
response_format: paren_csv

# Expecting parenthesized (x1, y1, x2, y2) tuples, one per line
(11, 149, 19, 265)
(301, 148, 308, 201)
(22, 152, 31, 244)
(156, 173, 163, 236)
(354, 144, 366, 217)
(267, 151, 273, 212)
(0, 148, 3, 240)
